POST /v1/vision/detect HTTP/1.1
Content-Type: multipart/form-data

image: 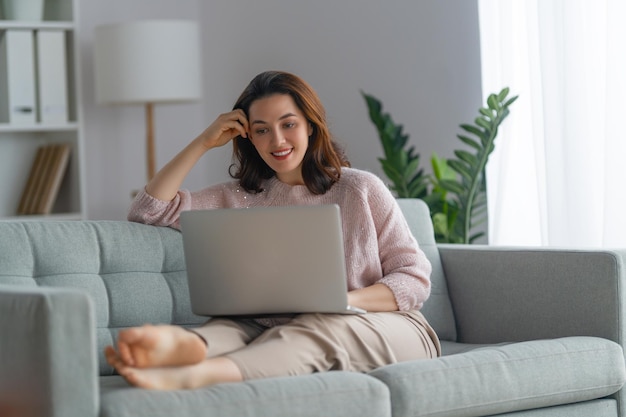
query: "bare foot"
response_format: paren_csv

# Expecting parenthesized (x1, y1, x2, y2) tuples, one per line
(105, 348, 243, 390)
(111, 324, 207, 368)
(118, 363, 209, 390)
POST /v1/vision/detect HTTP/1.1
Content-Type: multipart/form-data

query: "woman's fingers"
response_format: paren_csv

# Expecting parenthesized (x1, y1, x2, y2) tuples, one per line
(215, 110, 249, 140)
(199, 110, 250, 149)
(232, 109, 249, 137)
(221, 119, 248, 140)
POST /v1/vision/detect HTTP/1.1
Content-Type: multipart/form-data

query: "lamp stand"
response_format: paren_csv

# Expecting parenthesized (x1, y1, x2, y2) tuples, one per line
(145, 102, 156, 180)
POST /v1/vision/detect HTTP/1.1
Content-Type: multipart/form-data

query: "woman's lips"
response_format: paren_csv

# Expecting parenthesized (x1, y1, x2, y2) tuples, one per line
(271, 148, 293, 159)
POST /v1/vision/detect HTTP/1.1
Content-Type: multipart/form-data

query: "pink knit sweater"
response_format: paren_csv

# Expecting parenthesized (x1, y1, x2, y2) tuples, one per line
(128, 168, 432, 311)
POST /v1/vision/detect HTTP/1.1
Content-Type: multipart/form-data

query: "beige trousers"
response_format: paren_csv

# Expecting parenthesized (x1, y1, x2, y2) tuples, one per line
(192, 310, 440, 380)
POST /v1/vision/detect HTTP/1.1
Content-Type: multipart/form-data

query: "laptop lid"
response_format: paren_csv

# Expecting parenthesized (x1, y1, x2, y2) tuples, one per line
(180, 204, 361, 316)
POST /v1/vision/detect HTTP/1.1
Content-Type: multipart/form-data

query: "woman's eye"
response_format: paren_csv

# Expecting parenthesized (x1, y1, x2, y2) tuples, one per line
(255, 128, 268, 135)
(284, 122, 296, 129)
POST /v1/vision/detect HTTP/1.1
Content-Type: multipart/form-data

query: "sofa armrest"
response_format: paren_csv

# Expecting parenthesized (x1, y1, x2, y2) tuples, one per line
(438, 245, 626, 345)
(0, 285, 99, 417)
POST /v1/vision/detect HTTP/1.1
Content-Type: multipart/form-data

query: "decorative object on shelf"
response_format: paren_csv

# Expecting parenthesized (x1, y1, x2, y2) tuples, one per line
(1, 0, 45, 21)
(363, 88, 517, 244)
(17, 142, 71, 215)
(93, 19, 202, 181)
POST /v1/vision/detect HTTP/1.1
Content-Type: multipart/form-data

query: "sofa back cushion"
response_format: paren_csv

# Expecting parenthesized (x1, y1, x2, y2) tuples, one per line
(396, 199, 457, 341)
(0, 221, 205, 375)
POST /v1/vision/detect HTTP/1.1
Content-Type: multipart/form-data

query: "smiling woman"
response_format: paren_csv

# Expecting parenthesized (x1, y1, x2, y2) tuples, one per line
(109, 70, 440, 390)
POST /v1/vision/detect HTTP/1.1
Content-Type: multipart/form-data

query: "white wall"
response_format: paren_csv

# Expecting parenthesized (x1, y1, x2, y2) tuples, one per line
(78, 0, 482, 220)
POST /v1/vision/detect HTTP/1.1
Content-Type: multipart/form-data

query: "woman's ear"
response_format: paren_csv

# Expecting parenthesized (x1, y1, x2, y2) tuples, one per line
(308, 123, 314, 137)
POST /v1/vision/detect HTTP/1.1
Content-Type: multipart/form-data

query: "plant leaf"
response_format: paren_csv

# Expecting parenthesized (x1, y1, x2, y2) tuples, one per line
(497, 87, 510, 102)
(469, 231, 485, 244)
(505, 95, 519, 107)
(460, 124, 486, 140)
(487, 94, 499, 110)
(479, 107, 493, 119)
(457, 134, 481, 151)
(475, 117, 491, 130)
(448, 160, 473, 182)
(454, 150, 479, 166)
(438, 179, 465, 194)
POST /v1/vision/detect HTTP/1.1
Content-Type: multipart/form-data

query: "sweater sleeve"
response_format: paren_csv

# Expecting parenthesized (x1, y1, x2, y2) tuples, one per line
(367, 176, 432, 311)
(127, 182, 249, 228)
(127, 188, 193, 229)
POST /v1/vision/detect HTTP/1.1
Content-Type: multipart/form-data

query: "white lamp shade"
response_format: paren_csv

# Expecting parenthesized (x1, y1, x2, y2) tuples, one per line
(93, 20, 201, 104)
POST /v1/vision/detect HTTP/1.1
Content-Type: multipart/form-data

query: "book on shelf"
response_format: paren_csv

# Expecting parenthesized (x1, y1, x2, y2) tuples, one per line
(17, 143, 71, 215)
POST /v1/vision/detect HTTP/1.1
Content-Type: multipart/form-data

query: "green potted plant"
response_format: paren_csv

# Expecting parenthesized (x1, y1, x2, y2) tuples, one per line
(362, 88, 517, 244)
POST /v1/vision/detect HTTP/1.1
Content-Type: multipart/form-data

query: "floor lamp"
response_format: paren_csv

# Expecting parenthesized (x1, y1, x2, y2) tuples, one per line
(93, 20, 201, 181)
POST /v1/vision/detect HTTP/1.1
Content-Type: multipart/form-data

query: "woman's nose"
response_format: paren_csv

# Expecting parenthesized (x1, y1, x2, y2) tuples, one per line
(269, 130, 284, 145)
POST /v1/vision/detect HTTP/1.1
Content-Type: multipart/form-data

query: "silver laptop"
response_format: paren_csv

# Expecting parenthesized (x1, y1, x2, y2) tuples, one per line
(179, 204, 366, 316)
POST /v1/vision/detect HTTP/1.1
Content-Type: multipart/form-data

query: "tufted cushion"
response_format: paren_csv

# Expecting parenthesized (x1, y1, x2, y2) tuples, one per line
(0, 221, 206, 375)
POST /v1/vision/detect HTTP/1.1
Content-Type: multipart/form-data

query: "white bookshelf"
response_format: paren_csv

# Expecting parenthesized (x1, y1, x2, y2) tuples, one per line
(0, 0, 85, 220)
(0, 20, 73, 30)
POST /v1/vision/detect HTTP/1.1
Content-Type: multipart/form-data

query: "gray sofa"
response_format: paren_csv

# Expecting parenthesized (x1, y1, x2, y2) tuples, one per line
(0, 199, 624, 417)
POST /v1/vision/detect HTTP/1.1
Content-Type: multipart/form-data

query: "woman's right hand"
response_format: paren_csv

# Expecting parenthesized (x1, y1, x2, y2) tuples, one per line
(196, 109, 250, 150)
(144, 110, 250, 202)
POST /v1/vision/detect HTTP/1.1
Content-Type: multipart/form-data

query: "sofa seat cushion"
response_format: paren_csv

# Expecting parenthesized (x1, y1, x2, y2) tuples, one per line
(488, 398, 618, 417)
(100, 371, 390, 417)
(368, 336, 625, 417)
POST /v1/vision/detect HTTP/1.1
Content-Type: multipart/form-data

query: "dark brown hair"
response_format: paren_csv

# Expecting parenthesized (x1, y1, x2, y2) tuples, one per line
(229, 71, 350, 194)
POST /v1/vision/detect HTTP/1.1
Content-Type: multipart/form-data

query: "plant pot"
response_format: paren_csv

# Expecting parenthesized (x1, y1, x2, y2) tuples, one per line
(2, 0, 45, 21)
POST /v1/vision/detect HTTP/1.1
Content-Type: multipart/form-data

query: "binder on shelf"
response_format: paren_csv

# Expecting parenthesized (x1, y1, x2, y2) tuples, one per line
(17, 143, 71, 215)
(36, 30, 69, 124)
(0, 29, 37, 125)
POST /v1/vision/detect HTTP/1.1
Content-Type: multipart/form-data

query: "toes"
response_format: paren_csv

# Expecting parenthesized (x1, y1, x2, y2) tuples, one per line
(104, 345, 118, 366)
(117, 341, 135, 366)
(105, 345, 158, 389)
(105, 345, 131, 374)
(116, 326, 149, 349)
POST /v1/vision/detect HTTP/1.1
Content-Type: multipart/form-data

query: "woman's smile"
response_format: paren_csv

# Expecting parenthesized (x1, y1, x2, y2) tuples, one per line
(271, 148, 294, 159)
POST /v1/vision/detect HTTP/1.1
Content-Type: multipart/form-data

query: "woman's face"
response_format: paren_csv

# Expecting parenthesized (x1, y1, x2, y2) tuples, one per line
(248, 94, 313, 186)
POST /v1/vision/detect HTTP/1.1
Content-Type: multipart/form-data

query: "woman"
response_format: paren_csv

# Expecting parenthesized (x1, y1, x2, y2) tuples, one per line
(105, 71, 440, 390)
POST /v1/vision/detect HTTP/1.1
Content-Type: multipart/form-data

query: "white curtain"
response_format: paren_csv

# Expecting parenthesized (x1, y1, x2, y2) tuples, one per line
(479, 0, 626, 247)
